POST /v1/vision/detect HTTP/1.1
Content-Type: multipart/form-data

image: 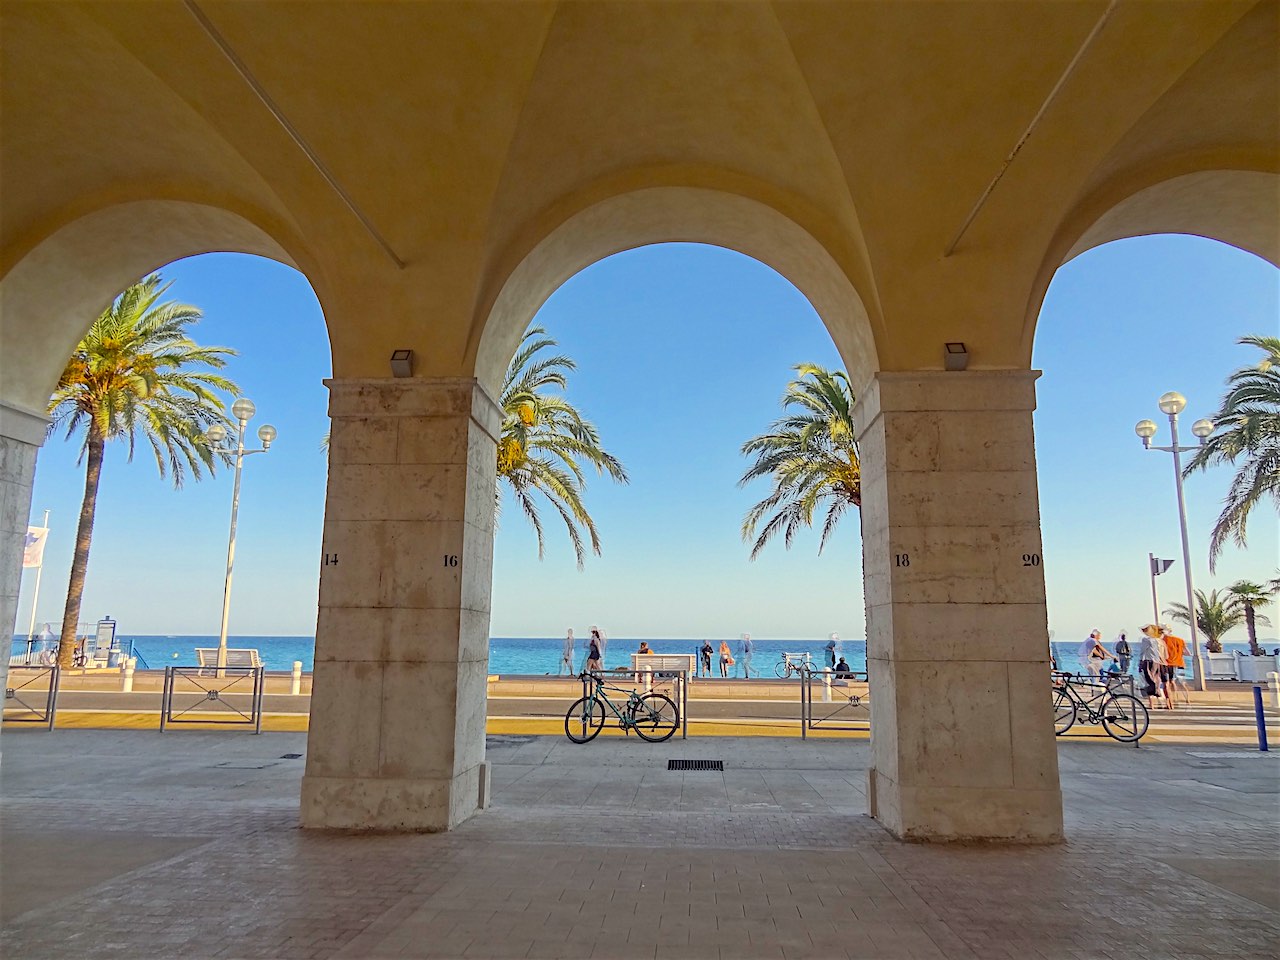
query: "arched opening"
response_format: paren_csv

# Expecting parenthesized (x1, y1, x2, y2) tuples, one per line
(1033, 211, 1279, 684)
(13, 253, 331, 660)
(487, 241, 868, 675)
(2, 201, 331, 735)
(471, 190, 879, 734)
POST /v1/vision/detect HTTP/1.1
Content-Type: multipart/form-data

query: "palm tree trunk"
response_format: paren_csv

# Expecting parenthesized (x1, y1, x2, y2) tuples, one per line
(1245, 606, 1260, 656)
(57, 428, 105, 667)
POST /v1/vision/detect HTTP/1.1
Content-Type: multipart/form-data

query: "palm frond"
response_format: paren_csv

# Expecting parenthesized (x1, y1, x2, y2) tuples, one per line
(496, 326, 626, 567)
(739, 364, 861, 558)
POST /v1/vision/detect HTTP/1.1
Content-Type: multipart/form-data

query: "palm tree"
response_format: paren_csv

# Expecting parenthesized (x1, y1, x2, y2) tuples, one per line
(1226, 579, 1277, 656)
(1164, 588, 1246, 654)
(1185, 335, 1280, 570)
(739, 363, 860, 560)
(497, 326, 627, 568)
(48, 276, 238, 667)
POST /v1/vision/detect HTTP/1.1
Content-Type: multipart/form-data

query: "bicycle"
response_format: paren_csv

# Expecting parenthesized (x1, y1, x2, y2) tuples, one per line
(1051, 671, 1149, 742)
(774, 651, 813, 679)
(565, 672, 680, 743)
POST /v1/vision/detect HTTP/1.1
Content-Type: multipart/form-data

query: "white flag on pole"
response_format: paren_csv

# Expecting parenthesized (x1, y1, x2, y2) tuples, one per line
(23, 526, 49, 568)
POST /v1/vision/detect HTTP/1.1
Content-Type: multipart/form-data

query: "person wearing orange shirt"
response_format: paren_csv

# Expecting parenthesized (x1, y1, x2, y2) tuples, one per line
(1161, 624, 1191, 706)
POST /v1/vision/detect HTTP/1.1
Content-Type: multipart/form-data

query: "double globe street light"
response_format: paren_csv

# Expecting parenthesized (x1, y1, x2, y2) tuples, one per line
(1135, 391, 1213, 691)
(206, 398, 277, 672)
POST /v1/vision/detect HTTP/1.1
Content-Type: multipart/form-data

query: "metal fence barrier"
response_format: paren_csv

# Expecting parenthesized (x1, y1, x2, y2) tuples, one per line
(3, 665, 60, 730)
(161, 666, 265, 733)
(799, 665, 869, 738)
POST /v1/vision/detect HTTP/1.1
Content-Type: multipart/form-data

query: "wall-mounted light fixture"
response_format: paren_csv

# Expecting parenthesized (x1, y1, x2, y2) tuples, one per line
(944, 342, 968, 371)
(389, 349, 414, 378)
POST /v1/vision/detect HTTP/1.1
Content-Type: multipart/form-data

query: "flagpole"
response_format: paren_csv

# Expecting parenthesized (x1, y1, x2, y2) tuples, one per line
(26, 510, 50, 644)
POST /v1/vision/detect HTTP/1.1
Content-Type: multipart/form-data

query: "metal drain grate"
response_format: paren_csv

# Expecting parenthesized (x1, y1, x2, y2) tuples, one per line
(668, 759, 723, 772)
(280, 753, 303, 759)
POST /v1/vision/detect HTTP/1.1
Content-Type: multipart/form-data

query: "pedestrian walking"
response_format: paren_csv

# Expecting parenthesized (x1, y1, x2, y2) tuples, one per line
(1138, 624, 1170, 710)
(1113, 631, 1131, 675)
(825, 634, 839, 669)
(700, 640, 713, 678)
(1160, 624, 1191, 705)
(561, 629, 575, 676)
(739, 633, 756, 678)
(718, 640, 734, 678)
(586, 630, 603, 673)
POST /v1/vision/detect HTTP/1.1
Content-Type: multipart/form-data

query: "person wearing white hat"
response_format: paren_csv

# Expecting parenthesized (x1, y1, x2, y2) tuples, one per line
(1139, 625, 1170, 709)
(1078, 630, 1113, 678)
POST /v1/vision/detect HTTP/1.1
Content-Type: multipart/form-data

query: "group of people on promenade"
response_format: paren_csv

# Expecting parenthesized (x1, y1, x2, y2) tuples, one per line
(1071, 624, 1190, 710)
(558, 630, 851, 680)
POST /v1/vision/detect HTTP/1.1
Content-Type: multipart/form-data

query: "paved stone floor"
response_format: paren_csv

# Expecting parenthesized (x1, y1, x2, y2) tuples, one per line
(1, 730, 1277, 959)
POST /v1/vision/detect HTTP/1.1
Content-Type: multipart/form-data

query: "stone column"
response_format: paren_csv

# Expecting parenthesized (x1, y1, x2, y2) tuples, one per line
(0, 402, 50, 694)
(856, 371, 1063, 843)
(301, 378, 499, 831)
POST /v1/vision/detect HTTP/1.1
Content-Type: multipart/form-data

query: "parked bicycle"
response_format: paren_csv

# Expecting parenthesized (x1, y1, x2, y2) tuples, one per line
(1051, 671, 1149, 742)
(774, 651, 813, 679)
(565, 672, 680, 743)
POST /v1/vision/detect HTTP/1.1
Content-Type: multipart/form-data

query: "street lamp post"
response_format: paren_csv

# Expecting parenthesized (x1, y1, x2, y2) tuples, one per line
(1134, 391, 1214, 691)
(206, 399, 277, 672)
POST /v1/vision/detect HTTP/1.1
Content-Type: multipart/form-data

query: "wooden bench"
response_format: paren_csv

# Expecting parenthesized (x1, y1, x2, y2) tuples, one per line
(195, 648, 263, 674)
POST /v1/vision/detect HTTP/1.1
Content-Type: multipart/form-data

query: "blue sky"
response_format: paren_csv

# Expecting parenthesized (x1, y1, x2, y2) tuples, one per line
(14, 237, 1279, 643)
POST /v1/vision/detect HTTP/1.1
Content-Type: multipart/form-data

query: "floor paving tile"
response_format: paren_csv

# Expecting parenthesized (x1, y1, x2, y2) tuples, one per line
(2, 732, 1279, 959)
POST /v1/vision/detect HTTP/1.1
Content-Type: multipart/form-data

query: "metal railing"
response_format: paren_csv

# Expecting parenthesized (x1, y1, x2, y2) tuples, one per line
(160, 666, 265, 733)
(3, 665, 60, 730)
(799, 665, 869, 738)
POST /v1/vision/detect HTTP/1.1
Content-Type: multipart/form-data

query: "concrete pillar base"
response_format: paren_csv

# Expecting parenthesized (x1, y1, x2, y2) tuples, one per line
(301, 766, 482, 832)
(869, 767, 1063, 843)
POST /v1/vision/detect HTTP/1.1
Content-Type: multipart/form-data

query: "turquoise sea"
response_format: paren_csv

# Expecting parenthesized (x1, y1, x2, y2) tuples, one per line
(12, 635, 1270, 675)
(13, 634, 866, 675)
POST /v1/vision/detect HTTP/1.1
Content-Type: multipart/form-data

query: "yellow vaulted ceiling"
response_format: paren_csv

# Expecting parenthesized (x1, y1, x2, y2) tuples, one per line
(2, 1, 1275, 409)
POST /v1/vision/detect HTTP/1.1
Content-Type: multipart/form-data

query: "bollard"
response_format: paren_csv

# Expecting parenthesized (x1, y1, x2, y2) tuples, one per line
(643, 666, 652, 693)
(121, 656, 135, 693)
(1253, 684, 1269, 752)
(822, 667, 832, 703)
(1268, 671, 1280, 709)
(290, 661, 303, 696)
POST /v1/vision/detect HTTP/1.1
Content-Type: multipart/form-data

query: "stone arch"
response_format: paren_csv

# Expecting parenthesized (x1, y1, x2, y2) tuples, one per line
(1021, 166, 1280, 358)
(0, 198, 327, 418)
(469, 186, 880, 399)
(1060, 170, 1279, 269)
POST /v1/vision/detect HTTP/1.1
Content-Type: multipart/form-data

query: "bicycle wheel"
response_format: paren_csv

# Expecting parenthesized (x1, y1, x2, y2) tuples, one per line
(1052, 688, 1075, 736)
(774, 660, 789, 678)
(630, 693, 679, 742)
(564, 696, 605, 743)
(1100, 693, 1149, 743)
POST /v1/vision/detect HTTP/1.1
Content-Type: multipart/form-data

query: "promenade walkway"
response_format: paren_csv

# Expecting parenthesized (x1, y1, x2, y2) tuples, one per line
(1, 731, 1277, 959)
(7, 672, 1277, 742)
